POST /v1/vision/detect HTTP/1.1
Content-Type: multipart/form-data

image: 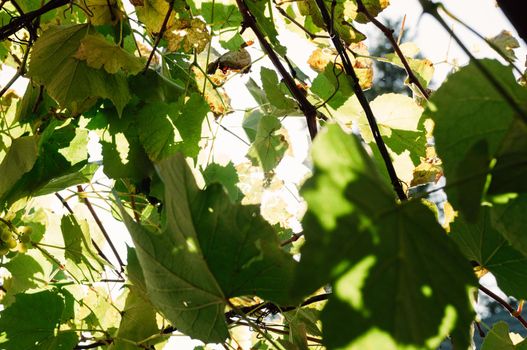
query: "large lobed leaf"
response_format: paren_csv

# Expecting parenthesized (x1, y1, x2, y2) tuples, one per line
(121, 154, 297, 343)
(428, 59, 527, 221)
(27, 24, 131, 115)
(293, 124, 476, 349)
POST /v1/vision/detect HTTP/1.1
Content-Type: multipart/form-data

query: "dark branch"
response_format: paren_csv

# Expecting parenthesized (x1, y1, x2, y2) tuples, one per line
(356, 0, 429, 99)
(144, 0, 175, 71)
(0, 0, 70, 41)
(419, 0, 527, 125)
(77, 185, 125, 274)
(313, 0, 408, 201)
(235, 0, 322, 140)
(479, 284, 527, 329)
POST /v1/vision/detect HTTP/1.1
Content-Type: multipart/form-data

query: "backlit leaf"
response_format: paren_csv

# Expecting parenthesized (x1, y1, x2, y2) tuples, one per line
(120, 154, 296, 343)
(74, 34, 144, 74)
(247, 115, 289, 173)
(293, 124, 476, 350)
(27, 24, 131, 115)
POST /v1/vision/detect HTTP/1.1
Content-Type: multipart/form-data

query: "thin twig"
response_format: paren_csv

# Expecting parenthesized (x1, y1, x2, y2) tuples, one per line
(144, 0, 175, 71)
(235, 0, 323, 140)
(0, 38, 31, 99)
(419, 0, 527, 125)
(313, 0, 407, 201)
(77, 185, 125, 274)
(0, 0, 70, 41)
(274, 5, 329, 40)
(356, 0, 429, 99)
(479, 284, 527, 329)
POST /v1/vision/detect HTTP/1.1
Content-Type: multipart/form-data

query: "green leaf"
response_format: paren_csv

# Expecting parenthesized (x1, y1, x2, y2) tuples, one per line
(129, 69, 184, 103)
(74, 33, 144, 74)
(61, 214, 107, 281)
(488, 119, 527, 195)
(0, 136, 38, 204)
(1, 122, 89, 207)
(481, 321, 527, 350)
(450, 206, 527, 299)
(136, 93, 209, 161)
(27, 24, 131, 116)
(0, 290, 78, 349)
(384, 54, 434, 88)
(201, 2, 242, 30)
(247, 115, 289, 173)
(134, 0, 176, 33)
(429, 59, 527, 221)
(120, 153, 297, 343)
(245, 0, 286, 54)
(293, 124, 476, 349)
(109, 287, 162, 350)
(355, 0, 389, 23)
(311, 63, 355, 109)
(77, 0, 123, 25)
(488, 30, 520, 62)
(33, 163, 98, 196)
(1, 253, 46, 305)
(202, 162, 241, 203)
(491, 194, 527, 258)
(260, 67, 297, 111)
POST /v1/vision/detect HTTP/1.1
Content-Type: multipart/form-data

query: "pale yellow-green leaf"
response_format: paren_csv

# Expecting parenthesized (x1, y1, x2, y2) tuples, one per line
(135, 0, 175, 33)
(357, 93, 423, 142)
(75, 0, 123, 25)
(74, 34, 144, 74)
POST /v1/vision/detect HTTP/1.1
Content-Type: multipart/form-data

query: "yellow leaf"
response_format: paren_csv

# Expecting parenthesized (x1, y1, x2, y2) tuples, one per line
(76, 0, 123, 25)
(165, 18, 211, 53)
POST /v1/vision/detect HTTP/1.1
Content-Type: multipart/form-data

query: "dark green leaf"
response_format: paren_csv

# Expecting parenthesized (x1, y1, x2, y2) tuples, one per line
(492, 194, 527, 258)
(120, 154, 296, 343)
(293, 124, 476, 349)
(202, 162, 241, 202)
(429, 59, 527, 220)
(311, 63, 354, 109)
(0, 291, 77, 350)
(451, 206, 527, 299)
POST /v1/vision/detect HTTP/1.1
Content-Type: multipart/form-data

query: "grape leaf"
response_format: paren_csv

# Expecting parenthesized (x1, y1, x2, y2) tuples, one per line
(450, 206, 527, 299)
(108, 287, 162, 350)
(247, 115, 289, 173)
(491, 194, 527, 259)
(1, 253, 46, 305)
(355, 0, 390, 23)
(384, 54, 434, 88)
(488, 119, 527, 195)
(0, 136, 38, 205)
(202, 162, 241, 203)
(165, 18, 211, 53)
(120, 153, 297, 343)
(260, 67, 297, 111)
(481, 321, 527, 350)
(134, 0, 176, 33)
(429, 59, 527, 221)
(311, 63, 355, 109)
(293, 124, 476, 350)
(74, 34, 144, 74)
(136, 93, 209, 161)
(0, 291, 78, 349)
(76, 0, 123, 25)
(27, 24, 131, 116)
(488, 30, 520, 62)
(61, 215, 107, 282)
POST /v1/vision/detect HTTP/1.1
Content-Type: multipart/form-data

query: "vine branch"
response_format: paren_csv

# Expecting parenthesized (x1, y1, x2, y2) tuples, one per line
(313, 0, 407, 201)
(479, 284, 527, 329)
(356, 0, 430, 99)
(419, 0, 527, 125)
(0, 0, 70, 41)
(235, 0, 322, 140)
(144, 0, 175, 71)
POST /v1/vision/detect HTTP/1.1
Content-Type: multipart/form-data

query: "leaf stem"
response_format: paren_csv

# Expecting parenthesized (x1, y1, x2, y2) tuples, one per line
(355, 0, 429, 99)
(235, 0, 322, 140)
(479, 284, 527, 329)
(144, 0, 175, 71)
(313, 0, 407, 201)
(77, 185, 125, 274)
(419, 0, 527, 125)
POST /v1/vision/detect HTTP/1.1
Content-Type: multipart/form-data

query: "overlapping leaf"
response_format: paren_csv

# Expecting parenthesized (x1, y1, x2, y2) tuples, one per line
(28, 24, 131, 115)
(74, 34, 144, 74)
(481, 322, 527, 350)
(293, 124, 476, 349)
(247, 115, 289, 173)
(121, 154, 297, 343)
(450, 206, 527, 299)
(428, 59, 527, 220)
(0, 291, 78, 349)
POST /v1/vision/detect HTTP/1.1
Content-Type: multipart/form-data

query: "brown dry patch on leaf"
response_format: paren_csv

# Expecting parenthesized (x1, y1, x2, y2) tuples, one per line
(308, 42, 373, 89)
(165, 19, 211, 54)
(192, 67, 231, 116)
